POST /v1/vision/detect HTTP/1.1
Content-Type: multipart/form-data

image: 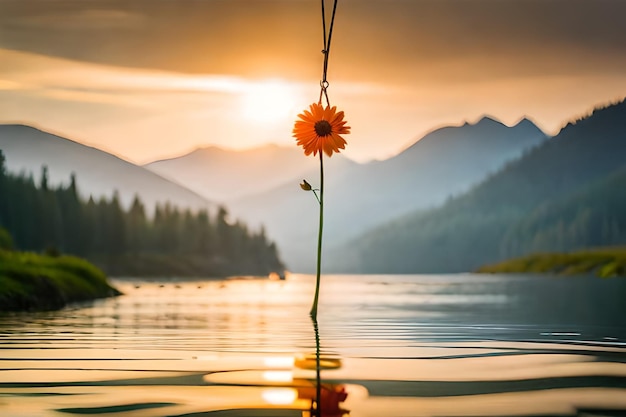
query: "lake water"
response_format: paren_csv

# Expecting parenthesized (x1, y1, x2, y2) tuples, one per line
(1, 273, 626, 417)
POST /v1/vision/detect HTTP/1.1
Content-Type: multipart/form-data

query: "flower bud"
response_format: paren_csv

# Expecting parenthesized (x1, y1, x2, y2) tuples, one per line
(300, 180, 312, 191)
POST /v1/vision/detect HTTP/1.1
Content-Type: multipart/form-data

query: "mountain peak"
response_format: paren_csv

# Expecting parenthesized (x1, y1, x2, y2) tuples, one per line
(188, 143, 288, 156)
(395, 112, 548, 163)
(513, 117, 536, 128)
(192, 145, 226, 154)
(511, 117, 547, 137)
(1, 123, 30, 129)
(0, 125, 210, 210)
(1, 123, 48, 135)
(475, 115, 504, 126)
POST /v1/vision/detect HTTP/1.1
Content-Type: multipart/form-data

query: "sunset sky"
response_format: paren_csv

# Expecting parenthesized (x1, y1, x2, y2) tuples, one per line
(1, 0, 625, 163)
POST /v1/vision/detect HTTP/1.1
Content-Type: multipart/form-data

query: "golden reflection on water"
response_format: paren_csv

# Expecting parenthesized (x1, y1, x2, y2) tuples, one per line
(1, 274, 626, 416)
(262, 387, 298, 404)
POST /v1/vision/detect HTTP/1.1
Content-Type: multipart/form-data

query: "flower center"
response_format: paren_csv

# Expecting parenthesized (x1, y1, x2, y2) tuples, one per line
(314, 120, 332, 137)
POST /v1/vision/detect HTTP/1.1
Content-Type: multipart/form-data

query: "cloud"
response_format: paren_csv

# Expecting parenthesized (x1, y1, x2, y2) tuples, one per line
(0, 49, 252, 109)
(0, 0, 319, 78)
(7, 9, 144, 30)
(1, 2, 625, 164)
(0, 47, 393, 163)
(0, 48, 384, 106)
(0, 79, 22, 90)
(1, 0, 625, 84)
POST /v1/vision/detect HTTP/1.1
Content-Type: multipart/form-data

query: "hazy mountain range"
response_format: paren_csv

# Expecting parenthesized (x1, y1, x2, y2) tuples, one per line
(145, 144, 358, 202)
(1, 114, 551, 272)
(327, 99, 626, 273)
(143, 115, 548, 272)
(224, 116, 548, 271)
(0, 124, 211, 211)
(4, 98, 623, 275)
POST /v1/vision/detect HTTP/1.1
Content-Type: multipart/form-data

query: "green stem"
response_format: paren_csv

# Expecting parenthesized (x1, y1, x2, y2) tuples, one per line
(310, 152, 324, 319)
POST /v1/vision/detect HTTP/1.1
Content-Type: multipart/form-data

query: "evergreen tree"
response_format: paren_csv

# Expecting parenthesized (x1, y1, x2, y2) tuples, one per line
(215, 206, 233, 261)
(180, 209, 198, 255)
(81, 196, 98, 255)
(57, 173, 83, 254)
(194, 209, 215, 255)
(0, 153, 285, 276)
(37, 166, 63, 251)
(103, 192, 126, 256)
(0, 151, 6, 226)
(126, 194, 147, 255)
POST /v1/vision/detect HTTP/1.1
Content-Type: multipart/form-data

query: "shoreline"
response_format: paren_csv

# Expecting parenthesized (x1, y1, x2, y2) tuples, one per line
(0, 249, 121, 312)
(477, 247, 626, 277)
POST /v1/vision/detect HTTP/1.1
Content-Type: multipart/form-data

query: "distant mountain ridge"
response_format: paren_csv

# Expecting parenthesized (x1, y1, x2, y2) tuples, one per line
(0, 124, 211, 211)
(145, 143, 358, 202)
(343, 115, 548, 223)
(226, 115, 548, 271)
(327, 99, 626, 273)
(0, 113, 555, 273)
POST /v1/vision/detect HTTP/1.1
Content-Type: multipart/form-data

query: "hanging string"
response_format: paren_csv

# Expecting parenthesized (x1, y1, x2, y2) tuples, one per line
(319, 0, 339, 107)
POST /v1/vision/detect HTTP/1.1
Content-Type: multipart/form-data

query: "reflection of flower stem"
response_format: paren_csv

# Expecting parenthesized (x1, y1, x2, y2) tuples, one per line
(310, 152, 324, 319)
(312, 316, 322, 417)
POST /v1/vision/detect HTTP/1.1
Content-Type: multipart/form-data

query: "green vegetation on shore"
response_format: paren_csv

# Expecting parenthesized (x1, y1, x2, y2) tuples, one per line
(477, 247, 626, 277)
(0, 247, 121, 312)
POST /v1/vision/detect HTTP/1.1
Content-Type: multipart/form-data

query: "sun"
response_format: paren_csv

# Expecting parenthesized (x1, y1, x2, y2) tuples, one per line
(240, 79, 299, 125)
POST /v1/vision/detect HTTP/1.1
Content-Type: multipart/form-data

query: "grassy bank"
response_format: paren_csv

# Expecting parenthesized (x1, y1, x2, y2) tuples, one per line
(477, 247, 626, 277)
(0, 250, 121, 312)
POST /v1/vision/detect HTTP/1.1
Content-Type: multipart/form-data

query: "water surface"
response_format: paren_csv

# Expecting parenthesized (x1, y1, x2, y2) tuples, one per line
(1, 273, 625, 416)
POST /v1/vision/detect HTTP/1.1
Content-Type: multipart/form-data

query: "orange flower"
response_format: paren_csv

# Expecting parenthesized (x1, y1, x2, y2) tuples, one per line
(293, 103, 350, 157)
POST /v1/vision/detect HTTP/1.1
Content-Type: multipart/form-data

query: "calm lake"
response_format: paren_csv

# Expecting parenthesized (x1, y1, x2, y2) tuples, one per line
(1, 273, 625, 417)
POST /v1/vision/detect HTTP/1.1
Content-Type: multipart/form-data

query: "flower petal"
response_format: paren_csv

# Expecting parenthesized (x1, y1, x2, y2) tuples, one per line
(293, 102, 350, 157)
